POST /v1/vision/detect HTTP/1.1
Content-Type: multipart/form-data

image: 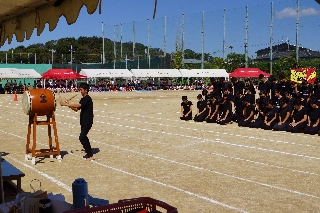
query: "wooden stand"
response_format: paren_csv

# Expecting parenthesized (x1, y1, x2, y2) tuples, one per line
(25, 112, 61, 165)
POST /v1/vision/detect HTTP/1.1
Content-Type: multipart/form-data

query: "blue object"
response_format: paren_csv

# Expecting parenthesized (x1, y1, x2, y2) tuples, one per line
(72, 178, 109, 209)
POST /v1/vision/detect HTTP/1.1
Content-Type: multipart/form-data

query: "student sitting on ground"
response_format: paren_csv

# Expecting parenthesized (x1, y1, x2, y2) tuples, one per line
(273, 99, 292, 131)
(205, 95, 219, 123)
(249, 91, 269, 128)
(238, 101, 255, 127)
(216, 96, 233, 125)
(180, 96, 193, 121)
(261, 100, 278, 130)
(305, 97, 320, 135)
(286, 99, 307, 133)
(194, 94, 208, 122)
(234, 91, 245, 123)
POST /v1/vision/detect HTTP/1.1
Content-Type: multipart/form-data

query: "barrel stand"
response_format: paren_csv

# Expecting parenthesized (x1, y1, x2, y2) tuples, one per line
(25, 112, 61, 165)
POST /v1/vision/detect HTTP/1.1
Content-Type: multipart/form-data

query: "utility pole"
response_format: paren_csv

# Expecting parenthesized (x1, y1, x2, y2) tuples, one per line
(296, 0, 300, 63)
(49, 49, 56, 64)
(245, 5, 249, 68)
(223, 9, 226, 60)
(270, 2, 274, 75)
(102, 22, 105, 64)
(70, 45, 73, 65)
(201, 11, 204, 69)
(114, 24, 116, 69)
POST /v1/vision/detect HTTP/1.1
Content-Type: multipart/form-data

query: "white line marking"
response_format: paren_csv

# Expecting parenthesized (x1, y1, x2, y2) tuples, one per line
(5, 155, 72, 193)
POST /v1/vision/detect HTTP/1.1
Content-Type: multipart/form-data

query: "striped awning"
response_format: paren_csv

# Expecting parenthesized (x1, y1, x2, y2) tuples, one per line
(0, 0, 100, 47)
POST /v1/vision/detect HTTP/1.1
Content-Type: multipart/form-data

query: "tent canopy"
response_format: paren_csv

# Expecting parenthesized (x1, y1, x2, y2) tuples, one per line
(131, 69, 182, 78)
(0, 0, 99, 47)
(13, 69, 42, 78)
(108, 69, 133, 78)
(80, 69, 111, 78)
(179, 69, 229, 78)
(0, 68, 20, 78)
(41, 69, 87, 79)
(229, 68, 270, 78)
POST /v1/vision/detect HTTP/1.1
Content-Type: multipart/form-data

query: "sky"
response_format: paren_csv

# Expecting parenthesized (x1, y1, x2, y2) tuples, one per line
(0, 0, 320, 58)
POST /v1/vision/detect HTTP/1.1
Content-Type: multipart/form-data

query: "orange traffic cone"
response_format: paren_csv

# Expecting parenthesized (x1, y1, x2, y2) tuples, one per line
(13, 91, 18, 101)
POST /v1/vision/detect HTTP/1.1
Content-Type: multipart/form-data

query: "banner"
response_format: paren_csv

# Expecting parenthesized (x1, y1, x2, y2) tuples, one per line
(290, 68, 316, 84)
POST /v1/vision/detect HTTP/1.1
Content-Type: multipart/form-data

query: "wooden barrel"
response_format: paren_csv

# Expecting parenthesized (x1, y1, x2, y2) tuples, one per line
(22, 89, 57, 116)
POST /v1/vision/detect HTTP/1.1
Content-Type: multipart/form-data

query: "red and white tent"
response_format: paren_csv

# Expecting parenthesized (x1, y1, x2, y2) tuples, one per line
(229, 68, 270, 78)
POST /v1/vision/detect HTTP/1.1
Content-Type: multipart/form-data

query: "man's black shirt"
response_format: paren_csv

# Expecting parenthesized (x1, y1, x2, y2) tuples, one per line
(79, 95, 94, 125)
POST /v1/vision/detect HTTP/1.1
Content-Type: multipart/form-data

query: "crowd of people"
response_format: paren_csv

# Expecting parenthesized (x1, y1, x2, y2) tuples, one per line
(180, 74, 320, 135)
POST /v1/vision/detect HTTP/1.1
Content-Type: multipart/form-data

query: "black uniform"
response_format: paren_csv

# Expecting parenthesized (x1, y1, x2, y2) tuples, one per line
(217, 100, 232, 125)
(258, 81, 271, 95)
(287, 107, 307, 133)
(238, 104, 255, 127)
(305, 107, 320, 135)
(250, 96, 269, 128)
(234, 95, 245, 122)
(205, 99, 219, 123)
(234, 81, 245, 95)
(273, 105, 292, 131)
(261, 106, 278, 130)
(79, 95, 94, 158)
(180, 101, 193, 120)
(194, 100, 208, 122)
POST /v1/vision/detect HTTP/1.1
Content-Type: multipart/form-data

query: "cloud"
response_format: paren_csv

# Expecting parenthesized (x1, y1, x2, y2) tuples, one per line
(276, 7, 320, 19)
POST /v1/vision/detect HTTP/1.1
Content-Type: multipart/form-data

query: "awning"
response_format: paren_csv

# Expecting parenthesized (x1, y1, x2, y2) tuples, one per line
(13, 68, 41, 78)
(0, 68, 20, 78)
(0, 0, 100, 47)
(80, 69, 111, 78)
(179, 69, 229, 78)
(131, 69, 182, 78)
(108, 69, 133, 78)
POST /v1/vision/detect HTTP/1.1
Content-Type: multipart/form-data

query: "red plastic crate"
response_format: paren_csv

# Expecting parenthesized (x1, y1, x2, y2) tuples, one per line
(63, 197, 178, 213)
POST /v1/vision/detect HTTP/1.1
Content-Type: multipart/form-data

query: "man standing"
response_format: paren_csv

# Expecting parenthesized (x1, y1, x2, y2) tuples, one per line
(60, 83, 94, 161)
(258, 74, 271, 96)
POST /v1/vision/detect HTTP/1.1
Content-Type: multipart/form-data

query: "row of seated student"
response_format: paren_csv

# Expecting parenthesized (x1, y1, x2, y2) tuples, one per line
(180, 87, 320, 135)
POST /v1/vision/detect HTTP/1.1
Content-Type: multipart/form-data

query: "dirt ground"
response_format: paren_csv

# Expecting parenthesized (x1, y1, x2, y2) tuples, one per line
(1, 90, 320, 213)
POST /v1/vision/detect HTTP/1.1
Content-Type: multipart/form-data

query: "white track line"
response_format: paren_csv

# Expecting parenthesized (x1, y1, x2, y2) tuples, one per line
(5, 155, 72, 193)
(114, 112, 318, 148)
(93, 118, 320, 161)
(1, 131, 249, 213)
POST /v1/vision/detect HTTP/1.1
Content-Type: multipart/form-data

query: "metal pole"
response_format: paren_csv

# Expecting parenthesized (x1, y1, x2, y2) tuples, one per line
(148, 19, 150, 69)
(114, 24, 116, 69)
(270, 2, 274, 75)
(102, 22, 105, 64)
(35, 53, 37, 64)
(5, 53, 7, 64)
(71, 45, 73, 65)
(296, 0, 300, 63)
(138, 56, 140, 69)
(120, 23, 123, 59)
(133, 21, 135, 57)
(201, 11, 204, 69)
(182, 13, 185, 67)
(125, 55, 128, 69)
(223, 9, 226, 60)
(164, 16, 167, 57)
(245, 5, 249, 68)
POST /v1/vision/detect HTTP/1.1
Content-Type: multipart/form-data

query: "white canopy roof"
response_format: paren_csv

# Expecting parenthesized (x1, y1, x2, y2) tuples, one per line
(131, 69, 182, 77)
(0, 68, 20, 78)
(80, 69, 111, 78)
(108, 69, 133, 78)
(179, 69, 229, 78)
(13, 69, 41, 78)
